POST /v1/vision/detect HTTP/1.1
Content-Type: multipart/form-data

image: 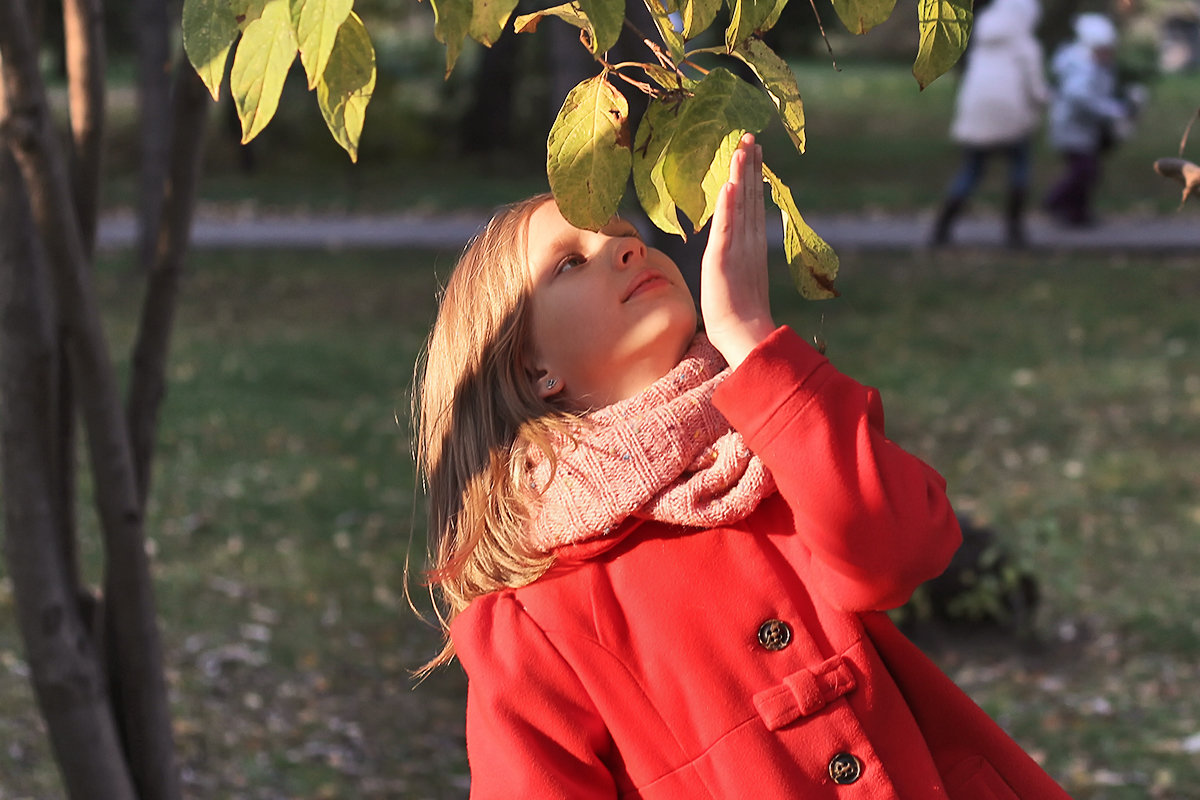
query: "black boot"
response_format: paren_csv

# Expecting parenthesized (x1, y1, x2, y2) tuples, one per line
(1005, 188, 1028, 248)
(931, 197, 965, 246)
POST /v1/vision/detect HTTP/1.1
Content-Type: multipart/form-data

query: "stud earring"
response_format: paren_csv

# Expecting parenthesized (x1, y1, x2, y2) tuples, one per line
(545, 378, 557, 390)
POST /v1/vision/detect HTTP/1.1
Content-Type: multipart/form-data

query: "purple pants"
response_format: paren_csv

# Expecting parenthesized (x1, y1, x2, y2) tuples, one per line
(1044, 151, 1102, 226)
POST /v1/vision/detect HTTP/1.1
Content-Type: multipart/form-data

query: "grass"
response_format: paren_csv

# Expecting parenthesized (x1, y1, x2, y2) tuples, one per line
(95, 58, 1200, 219)
(2, 243, 1198, 798)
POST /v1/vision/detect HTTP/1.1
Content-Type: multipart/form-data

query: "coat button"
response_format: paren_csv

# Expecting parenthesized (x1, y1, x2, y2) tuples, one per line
(756, 619, 792, 651)
(828, 752, 862, 785)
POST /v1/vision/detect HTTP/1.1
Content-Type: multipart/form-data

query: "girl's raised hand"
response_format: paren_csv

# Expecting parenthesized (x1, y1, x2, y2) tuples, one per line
(700, 134, 776, 369)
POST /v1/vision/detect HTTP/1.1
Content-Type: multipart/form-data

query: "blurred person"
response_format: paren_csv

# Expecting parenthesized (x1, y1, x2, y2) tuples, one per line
(1043, 13, 1130, 228)
(931, 0, 1049, 248)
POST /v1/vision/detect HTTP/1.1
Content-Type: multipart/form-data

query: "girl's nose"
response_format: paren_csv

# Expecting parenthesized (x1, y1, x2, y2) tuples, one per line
(616, 237, 646, 268)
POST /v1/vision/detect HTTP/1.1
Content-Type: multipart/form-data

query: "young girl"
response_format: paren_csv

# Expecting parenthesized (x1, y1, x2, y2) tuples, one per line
(415, 135, 1071, 799)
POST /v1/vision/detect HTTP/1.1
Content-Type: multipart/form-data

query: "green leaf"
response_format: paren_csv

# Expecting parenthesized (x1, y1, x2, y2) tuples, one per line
(725, 0, 779, 51)
(470, 0, 520, 47)
(830, 0, 897, 34)
(230, 0, 298, 143)
(732, 38, 805, 153)
(317, 11, 375, 162)
(680, 0, 721, 39)
(514, 3, 588, 35)
(643, 0, 685, 63)
(547, 74, 633, 230)
(577, 0, 625, 54)
(762, 165, 839, 300)
(429, 0, 472, 76)
(291, 0, 353, 89)
(662, 68, 774, 231)
(632, 93, 689, 238)
(182, 0, 240, 100)
(514, 0, 623, 55)
(914, 0, 972, 89)
(232, 0, 270, 28)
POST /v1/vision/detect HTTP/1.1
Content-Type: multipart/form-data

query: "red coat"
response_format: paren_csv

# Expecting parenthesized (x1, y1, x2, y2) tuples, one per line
(452, 327, 1072, 799)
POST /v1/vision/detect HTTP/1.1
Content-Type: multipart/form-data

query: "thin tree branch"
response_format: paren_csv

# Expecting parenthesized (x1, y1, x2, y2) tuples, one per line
(133, 0, 172, 273)
(62, 0, 106, 255)
(127, 62, 211, 509)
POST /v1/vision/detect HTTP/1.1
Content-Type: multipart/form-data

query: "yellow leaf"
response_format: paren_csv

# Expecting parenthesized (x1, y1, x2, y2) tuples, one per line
(231, 0, 299, 143)
(317, 11, 376, 162)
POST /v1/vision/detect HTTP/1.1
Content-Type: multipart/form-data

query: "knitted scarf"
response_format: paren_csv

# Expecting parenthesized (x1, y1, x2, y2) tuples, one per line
(526, 334, 776, 552)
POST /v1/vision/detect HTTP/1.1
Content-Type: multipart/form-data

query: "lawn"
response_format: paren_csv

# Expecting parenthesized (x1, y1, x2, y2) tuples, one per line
(1, 241, 1197, 798)
(96, 56, 1200, 220)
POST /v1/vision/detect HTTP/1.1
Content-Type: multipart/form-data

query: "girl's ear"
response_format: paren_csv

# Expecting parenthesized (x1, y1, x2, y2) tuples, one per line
(531, 369, 563, 400)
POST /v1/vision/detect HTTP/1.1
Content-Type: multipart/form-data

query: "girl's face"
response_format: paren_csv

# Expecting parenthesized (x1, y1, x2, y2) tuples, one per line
(525, 200, 699, 410)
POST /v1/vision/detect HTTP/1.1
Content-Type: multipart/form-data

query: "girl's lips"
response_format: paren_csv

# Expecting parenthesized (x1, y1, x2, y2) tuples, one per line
(622, 270, 669, 302)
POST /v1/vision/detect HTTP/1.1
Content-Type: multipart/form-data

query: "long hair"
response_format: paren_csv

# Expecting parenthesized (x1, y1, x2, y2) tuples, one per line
(413, 192, 573, 671)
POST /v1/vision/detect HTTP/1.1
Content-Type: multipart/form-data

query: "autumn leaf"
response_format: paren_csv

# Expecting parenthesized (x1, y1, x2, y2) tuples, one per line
(230, 0, 299, 144)
(633, 94, 689, 238)
(830, 0, 898, 34)
(547, 74, 632, 230)
(291, 0, 354, 90)
(316, 12, 376, 162)
(469, 0, 520, 47)
(662, 68, 774, 231)
(182, 0, 241, 100)
(763, 165, 839, 300)
(428, 0, 472, 76)
(913, 0, 972, 89)
(730, 38, 805, 153)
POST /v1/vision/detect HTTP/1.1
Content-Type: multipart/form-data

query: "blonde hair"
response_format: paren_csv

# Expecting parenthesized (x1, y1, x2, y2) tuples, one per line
(413, 192, 573, 671)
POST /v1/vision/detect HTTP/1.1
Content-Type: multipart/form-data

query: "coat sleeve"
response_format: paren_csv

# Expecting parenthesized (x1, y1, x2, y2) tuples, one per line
(712, 326, 962, 612)
(451, 591, 618, 800)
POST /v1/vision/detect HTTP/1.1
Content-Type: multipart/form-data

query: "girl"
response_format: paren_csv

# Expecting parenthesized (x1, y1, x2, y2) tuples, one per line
(415, 134, 1071, 798)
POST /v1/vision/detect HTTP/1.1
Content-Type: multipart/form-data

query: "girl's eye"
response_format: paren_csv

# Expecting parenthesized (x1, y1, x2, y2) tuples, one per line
(557, 254, 585, 274)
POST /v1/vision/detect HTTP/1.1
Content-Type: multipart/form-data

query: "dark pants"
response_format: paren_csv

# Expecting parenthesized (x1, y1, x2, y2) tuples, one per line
(1044, 150, 1102, 226)
(945, 141, 1033, 202)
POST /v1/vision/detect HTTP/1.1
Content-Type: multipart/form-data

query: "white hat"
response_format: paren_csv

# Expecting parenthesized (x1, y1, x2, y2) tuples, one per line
(1075, 13, 1117, 48)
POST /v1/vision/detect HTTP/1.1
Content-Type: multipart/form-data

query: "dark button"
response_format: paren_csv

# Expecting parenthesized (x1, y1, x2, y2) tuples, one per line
(828, 752, 862, 785)
(757, 619, 792, 651)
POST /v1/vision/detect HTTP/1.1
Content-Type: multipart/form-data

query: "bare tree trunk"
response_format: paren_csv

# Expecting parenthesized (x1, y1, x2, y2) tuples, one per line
(0, 3, 182, 798)
(127, 62, 210, 508)
(1, 145, 138, 800)
(133, 0, 172, 272)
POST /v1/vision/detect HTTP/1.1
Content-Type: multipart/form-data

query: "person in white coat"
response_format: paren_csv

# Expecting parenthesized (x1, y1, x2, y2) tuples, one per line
(931, 0, 1049, 247)
(1043, 13, 1129, 227)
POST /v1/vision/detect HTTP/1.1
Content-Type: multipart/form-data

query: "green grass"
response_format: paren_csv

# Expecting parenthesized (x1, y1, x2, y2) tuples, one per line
(2, 244, 1197, 797)
(96, 59, 1200, 219)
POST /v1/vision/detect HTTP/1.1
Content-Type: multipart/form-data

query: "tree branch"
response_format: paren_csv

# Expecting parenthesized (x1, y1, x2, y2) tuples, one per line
(127, 62, 211, 509)
(62, 0, 106, 255)
(132, 0, 172, 273)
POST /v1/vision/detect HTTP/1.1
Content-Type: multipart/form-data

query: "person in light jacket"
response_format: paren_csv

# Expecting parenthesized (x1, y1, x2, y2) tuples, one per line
(1043, 13, 1129, 227)
(931, 0, 1049, 247)
(414, 135, 1074, 798)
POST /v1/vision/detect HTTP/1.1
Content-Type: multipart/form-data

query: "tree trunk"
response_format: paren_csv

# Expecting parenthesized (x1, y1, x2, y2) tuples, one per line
(1, 146, 139, 800)
(0, 2, 182, 798)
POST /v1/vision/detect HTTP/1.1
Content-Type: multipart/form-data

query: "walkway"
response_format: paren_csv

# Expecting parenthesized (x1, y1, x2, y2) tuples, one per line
(95, 208, 1200, 253)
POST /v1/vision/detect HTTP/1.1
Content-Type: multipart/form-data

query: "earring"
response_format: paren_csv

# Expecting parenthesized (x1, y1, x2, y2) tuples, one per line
(545, 378, 558, 390)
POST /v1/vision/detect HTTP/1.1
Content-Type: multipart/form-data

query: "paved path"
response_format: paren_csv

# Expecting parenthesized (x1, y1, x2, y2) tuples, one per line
(96, 208, 1200, 253)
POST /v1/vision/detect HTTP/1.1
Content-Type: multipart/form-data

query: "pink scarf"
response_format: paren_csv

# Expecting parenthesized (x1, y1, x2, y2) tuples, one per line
(526, 335, 776, 552)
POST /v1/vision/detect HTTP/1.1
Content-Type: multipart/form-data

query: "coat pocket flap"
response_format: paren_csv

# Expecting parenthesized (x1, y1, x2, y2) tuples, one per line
(752, 653, 857, 731)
